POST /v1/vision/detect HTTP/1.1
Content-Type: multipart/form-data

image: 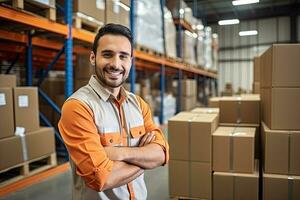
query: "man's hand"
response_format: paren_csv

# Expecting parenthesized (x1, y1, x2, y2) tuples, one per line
(139, 132, 156, 147)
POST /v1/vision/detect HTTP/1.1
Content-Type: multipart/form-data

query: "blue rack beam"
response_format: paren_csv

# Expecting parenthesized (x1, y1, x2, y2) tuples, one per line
(129, 0, 136, 93)
(26, 31, 33, 86)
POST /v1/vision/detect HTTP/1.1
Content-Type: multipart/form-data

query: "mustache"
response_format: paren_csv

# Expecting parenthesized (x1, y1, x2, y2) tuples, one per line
(103, 65, 124, 73)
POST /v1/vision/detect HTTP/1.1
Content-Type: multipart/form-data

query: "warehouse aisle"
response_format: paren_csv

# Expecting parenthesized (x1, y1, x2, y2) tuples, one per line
(0, 165, 169, 200)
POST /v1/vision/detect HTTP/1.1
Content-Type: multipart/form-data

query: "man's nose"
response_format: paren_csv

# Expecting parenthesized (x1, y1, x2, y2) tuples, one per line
(110, 56, 120, 67)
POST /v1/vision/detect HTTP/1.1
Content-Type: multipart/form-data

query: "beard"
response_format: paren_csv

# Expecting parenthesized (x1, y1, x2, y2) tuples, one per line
(94, 61, 128, 88)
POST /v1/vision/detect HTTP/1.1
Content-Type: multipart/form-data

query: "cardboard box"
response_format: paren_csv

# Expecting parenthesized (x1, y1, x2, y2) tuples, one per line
(74, 79, 89, 91)
(253, 81, 260, 94)
(213, 126, 255, 173)
(219, 96, 260, 124)
(74, 0, 105, 23)
(191, 107, 219, 114)
(106, 0, 130, 28)
(0, 74, 16, 87)
(213, 162, 259, 200)
(26, 127, 55, 160)
(208, 97, 221, 108)
(220, 123, 260, 159)
(253, 57, 260, 82)
(261, 88, 300, 130)
(74, 54, 93, 79)
(40, 77, 65, 99)
(168, 112, 218, 162)
(181, 95, 196, 111)
(14, 87, 40, 132)
(260, 44, 300, 88)
(169, 160, 211, 199)
(263, 173, 300, 200)
(182, 79, 197, 97)
(262, 122, 300, 175)
(0, 88, 15, 139)
(0, 136, 23, 171)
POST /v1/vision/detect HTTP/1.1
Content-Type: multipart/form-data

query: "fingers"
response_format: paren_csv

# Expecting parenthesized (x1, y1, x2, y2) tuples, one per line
(139, 132, 156, 147)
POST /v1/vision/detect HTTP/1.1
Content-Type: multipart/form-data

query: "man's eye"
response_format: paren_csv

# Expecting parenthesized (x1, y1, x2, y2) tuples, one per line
(120, 55, 128, 60)
(103, 53, 112, 58)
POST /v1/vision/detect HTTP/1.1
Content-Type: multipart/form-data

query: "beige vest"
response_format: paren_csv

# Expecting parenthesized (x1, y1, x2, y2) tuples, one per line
(68, 76, 147, 200)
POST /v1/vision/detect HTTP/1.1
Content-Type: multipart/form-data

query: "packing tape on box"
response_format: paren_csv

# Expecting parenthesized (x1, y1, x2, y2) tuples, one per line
(229, 126, 238, 171)
(288, 176, 293, 200)
(15, 127, 29, 161)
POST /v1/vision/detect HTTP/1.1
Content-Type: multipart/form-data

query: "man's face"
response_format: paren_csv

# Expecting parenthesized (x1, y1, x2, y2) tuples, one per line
(90, 34, 132, 88)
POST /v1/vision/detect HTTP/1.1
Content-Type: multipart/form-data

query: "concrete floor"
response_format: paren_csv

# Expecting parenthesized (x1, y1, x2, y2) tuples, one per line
(0, 164, 169, 200)
(1, 127, 170, 200)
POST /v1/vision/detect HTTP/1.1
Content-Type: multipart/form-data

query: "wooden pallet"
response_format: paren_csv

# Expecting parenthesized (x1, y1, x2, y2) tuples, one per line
(0, 153, 57, 187)
(170, 196, 202, 200)
(1, 0, 56, 21)
(73, 13, 102, 33)
(135, 44, 164, 58)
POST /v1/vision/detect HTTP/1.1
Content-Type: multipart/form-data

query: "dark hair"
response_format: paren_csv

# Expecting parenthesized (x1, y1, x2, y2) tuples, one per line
(92, 23, 133, 56)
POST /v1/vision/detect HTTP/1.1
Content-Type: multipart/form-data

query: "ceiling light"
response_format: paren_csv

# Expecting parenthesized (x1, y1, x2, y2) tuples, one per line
(239, 30, 258, 36)
(218, 19, 240, 25)
(232, 0, 259, 6)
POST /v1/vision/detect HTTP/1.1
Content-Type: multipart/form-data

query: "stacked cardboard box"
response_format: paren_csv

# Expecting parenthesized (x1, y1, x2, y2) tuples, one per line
(168, 112, 219, 199)
(212, 127, 259, 200)
(252, 57, 261, 94)
(74, 54, 93, 91)
(208, 97, 221, 108)
(180, 79, 197, 111)
(0, 75, 56, 171)
(213, 161, 259, 200)
(106, 0, 130, 28)
(259, 44, 300, 199)
(221, 83, 233, 96)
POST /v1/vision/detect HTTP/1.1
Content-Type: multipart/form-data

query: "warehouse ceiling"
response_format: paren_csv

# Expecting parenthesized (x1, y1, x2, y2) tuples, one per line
(184, 0, 300, 25)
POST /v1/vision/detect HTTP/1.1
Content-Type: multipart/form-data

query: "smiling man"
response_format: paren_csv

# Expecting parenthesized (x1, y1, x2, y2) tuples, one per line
(58, 24, 169, 200)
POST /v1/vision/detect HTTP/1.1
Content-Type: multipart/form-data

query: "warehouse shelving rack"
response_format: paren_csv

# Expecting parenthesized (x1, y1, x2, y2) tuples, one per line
(0, 0, 218, 155)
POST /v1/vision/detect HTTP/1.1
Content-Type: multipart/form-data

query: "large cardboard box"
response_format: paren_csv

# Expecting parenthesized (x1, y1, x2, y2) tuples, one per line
(168, 112, 218, 162)
(191, 107, 219, 114)
(261, 88, 300, 130)
(262, 122, 300, 175)
(208, 97, 221, 108)
(26, 127, 55, 160)
(213, 162, 259, 200)
(213, 126, 255, 173)
(0, 88, 15, 139)
(106, 0, 130, 28)
(14, 87, 40, 132)
(74, 54, 93, 79)
(253, 57, 260, 82)
(0, 74, 16, 87)
(260, 44, 300, 88)
(263, 173, 300, 200)
(253, 81, 260, 94)
(0, 136, 23, 171)
(182, 79, 197, 97)
(40, 77, 65, 99)
(181, 95, 196, 111)
(169, 160, 211, 199)
(73, 0, 105, 23)
(219, 96, 260, 124)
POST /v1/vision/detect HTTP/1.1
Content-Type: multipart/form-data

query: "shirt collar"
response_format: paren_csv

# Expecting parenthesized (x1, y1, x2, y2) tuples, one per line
(88, 75, 129, 102)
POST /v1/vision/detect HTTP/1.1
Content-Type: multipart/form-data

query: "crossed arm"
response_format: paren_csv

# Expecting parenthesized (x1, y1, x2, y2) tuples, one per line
(102, 132, 166, 190)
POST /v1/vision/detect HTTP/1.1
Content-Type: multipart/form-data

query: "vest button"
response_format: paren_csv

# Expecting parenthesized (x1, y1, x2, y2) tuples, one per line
(110, 139, 113, 143)
(139, 131, 142, 135)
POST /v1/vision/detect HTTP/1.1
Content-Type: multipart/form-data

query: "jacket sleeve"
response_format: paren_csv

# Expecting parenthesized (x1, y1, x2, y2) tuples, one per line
(58, 99, 114, 191)
(136, 95, 169, 165)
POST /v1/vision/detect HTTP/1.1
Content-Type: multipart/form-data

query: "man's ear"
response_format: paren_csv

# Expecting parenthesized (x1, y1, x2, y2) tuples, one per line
(90, 51, 96, 66)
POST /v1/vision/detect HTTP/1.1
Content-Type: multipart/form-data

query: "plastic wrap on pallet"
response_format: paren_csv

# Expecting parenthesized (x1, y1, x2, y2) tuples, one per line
(164, 7, 177, 58)
(197, 29, 205, 67)
(182, 30, 197, 65)
(204, 26, 212, 69)
(212, 33, 219, 71)
(135, 0, 163, 53)
(154, 94, 176, 124)
(167, 0, 193, 25)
